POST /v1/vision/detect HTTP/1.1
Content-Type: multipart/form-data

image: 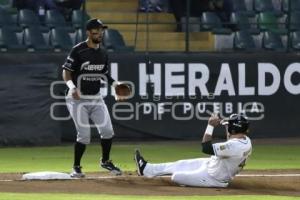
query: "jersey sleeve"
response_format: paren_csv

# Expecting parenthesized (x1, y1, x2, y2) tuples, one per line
(212, 141, 239, 158)
(62, 48, 79, 72)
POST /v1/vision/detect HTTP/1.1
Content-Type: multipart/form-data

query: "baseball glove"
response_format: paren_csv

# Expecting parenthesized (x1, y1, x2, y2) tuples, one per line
(114, 83, 131, 100)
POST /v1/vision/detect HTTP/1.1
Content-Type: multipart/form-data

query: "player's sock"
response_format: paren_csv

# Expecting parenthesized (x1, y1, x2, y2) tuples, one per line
(101, 138, 112, 162)
(74, 142, 86, 166)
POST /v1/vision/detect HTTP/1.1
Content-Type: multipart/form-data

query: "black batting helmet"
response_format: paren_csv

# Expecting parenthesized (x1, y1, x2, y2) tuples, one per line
(222, 113, 249, 134)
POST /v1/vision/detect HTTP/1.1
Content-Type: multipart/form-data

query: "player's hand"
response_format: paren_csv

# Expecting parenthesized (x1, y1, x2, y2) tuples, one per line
(71, 88, 80, 100)
(208, 113, 221, 127)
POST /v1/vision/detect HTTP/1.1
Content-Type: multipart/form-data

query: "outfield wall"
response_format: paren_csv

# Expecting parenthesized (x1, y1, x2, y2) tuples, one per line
(0, 52, 299, 145)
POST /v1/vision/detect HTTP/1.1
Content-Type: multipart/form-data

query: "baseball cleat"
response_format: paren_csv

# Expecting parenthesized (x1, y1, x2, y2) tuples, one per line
(70, 166, 85, 178)
(101, 160, 122, 176)
(134, 149, 147, 176)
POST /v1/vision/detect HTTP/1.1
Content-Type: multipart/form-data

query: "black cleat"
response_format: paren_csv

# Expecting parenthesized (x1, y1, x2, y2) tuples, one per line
(134, 149, 147, 176)
(70, 165, 85, 178)
(101, 160, 122, 176)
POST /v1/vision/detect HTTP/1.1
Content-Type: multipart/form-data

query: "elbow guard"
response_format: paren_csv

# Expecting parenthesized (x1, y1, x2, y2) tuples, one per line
(202, 141, 215, 155)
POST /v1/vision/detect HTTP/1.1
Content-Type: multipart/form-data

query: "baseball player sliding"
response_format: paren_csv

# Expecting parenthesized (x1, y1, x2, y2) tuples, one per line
(135, 113, 252, 187)
(62, 18, 130, 178)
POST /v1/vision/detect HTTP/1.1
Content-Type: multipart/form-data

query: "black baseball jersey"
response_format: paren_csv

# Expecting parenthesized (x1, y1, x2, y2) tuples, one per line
(62, 41, 115, 95)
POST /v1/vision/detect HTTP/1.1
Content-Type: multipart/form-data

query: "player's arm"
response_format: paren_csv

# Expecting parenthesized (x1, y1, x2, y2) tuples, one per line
(101, 53, 130, 101)
(201, 113, 221, 155)
(212, 141, 237, 158)
(62, 70, 80, 100)
(101, 65, 128, 101)
(62, 49, 80, 100)
(104, 72, 116, 86)
(102, 53, 116, 86)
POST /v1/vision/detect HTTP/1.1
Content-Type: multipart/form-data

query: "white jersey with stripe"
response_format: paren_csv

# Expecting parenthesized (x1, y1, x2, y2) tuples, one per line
(208, 136, 252, 182)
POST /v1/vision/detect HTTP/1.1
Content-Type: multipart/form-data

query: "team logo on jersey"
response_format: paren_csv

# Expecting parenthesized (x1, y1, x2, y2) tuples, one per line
(219, 145, 226, 150)
(80, 61, 90, 70)
(80, 61, 105, 71)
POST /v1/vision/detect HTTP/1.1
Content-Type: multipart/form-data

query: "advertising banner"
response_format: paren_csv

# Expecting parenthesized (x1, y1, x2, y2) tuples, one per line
(0, 52, 299, 145)
(103, 53, 300, 139)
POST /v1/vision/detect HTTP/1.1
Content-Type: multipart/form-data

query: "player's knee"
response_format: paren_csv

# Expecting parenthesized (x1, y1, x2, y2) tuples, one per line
(77, 136, 90, 145)
(171, 173, 183, 184)
(100, 130, 114, 139)
(171, 173, 194, 186)
(100, 134, 114, 140)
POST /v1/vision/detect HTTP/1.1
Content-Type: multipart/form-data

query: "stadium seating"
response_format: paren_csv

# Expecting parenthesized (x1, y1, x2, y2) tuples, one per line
(0, 26, 25, 51)
(234, 30, 256, 50)
(0, 8, 19, 29)
(230, 12, 259, 34)
(75, 28, 87, 43)
(289, 12, 300, 31)
(18, 9, 41, 28)
(291, 31, 300, 50)
(50, 27, 73, 51)
(23, 26, 52, 51)
(71, 10, 90, 29)
(45, 10, 68, 28)
(254, 0, 284, 16)
(282, 0, 300, 12)
(262, 31, 285, 51)
(258, 12, 287, 34)
(103, 29, 134, 52)
(180, 17, 201, 32)
(292, 0, 300, 11)
(0, 0, 10, 9)
(201, 12, 222, 30)
(254, 0, 276, 12)
(258, 12, 277, 31)
(0, 0, 9, 5)
(201, 12, 231, 34)
(232, 0, 255, 16)
(233, 0, 248, 12)
(0, 0, 298, 52)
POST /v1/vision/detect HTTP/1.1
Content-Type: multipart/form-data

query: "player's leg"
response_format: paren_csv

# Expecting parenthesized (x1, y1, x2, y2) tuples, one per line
(143, 158, 207, 177)
(66, 98, 91, 177)
(137, 157, 229, 187)
(90, 98, 114, 162)
(90, 98, 121, 175)
(90, 98, 115, 140)
(171, 166, 228, 187)
(134, 149, 207, 177)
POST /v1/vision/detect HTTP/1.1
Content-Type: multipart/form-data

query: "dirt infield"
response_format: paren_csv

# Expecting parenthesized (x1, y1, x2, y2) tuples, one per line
(0, 170, 299, 196)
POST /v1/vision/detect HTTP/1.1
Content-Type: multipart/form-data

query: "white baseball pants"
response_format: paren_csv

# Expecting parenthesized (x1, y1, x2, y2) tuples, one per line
(66, 96, 114, 144)
(143, 158, 228, 187)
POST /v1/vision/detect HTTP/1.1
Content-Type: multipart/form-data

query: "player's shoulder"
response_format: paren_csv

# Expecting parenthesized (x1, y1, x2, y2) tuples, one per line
(213, 137, 251, 153)
(230, 136, 248, 142)
(228, 136, 251, 147)
(72, 41, 88, 52)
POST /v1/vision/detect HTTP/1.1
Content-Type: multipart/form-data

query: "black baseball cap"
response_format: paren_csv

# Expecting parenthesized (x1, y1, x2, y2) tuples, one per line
(86, 18, 108, 30)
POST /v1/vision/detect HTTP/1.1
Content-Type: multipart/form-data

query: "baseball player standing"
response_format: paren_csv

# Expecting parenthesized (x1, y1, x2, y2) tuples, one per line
(62, 18, 125, 178)
(135, 113, 252, 187)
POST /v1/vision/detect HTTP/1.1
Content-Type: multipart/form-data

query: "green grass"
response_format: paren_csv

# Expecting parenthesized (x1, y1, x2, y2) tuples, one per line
(0, 193, 299, 200)
(0, 142, 299, 173)
(248, 145, 300, 169)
